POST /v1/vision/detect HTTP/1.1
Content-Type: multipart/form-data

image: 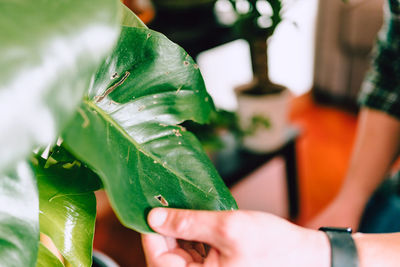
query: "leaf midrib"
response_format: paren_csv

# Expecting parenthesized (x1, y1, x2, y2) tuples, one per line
(85, 99, 223, 205)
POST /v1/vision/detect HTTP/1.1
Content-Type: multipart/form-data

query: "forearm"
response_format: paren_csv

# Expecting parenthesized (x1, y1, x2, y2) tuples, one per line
(336, 108, 400, 214)
(353, 232, 400, 267)
(305, 230, 400, 267)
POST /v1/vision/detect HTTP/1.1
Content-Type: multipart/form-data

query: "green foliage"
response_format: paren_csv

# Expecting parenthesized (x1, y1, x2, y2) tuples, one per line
(36, 244, 63, 267)
(185, 110, 271, 150)
(183, 110, 241, 151)
(33, 149, 101, 267)
(228, 0, 283, 39)
(0, 162, 39, 267)
(0, 0, 119, 174)
(0, 0, 237, 265)
(244, 114, 271, 135)
(62, 26, 237, 233)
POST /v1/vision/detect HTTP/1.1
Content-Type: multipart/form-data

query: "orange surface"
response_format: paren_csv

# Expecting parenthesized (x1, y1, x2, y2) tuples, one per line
(289, 93, 358, 225)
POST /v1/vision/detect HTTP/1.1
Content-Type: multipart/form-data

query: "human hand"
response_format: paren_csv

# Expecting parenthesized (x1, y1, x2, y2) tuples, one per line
(142, 208, 329, 267)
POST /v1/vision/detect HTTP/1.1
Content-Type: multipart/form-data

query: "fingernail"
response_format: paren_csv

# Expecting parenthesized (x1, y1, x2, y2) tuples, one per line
(149, 208, 167, 228)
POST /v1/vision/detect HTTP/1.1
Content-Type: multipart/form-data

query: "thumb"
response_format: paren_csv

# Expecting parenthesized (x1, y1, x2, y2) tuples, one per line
(147, 208, 231, 250)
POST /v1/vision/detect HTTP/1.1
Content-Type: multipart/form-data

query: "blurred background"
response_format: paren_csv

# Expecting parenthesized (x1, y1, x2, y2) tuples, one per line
(94, 0, 384, 265)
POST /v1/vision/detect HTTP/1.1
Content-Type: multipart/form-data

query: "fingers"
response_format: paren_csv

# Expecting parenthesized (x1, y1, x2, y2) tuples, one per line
(148, 208, 236, 253)
(193, 242, 207, 258)
(142, 234, 193, 267)
(165, 236, 178, 250)
(188, 249, 220, 267)
(142, 233, 169, 259)
(150, 251, 191, 267)
(178, 240, 205, 263)
(204, 248, 220, 267)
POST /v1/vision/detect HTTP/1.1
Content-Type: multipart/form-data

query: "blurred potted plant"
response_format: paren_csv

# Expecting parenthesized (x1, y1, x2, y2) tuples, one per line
(0, 1, 236, 266)
(229, 0, 290, 152)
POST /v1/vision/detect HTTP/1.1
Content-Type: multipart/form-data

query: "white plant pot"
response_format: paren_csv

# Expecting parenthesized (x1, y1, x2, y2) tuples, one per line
(236, 83, 290, 153)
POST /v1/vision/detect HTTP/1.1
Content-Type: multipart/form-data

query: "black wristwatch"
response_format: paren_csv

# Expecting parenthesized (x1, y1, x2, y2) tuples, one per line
(319, 227, 359, 267)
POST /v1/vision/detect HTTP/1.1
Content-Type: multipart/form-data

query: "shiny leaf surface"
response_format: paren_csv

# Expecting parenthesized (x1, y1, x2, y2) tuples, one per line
(36, 243, 63, 267)
(62, 26, 237, 233)
(0, 162, 39, 267)
(0, 0, 119, 174)
(33, 150, 101, 267)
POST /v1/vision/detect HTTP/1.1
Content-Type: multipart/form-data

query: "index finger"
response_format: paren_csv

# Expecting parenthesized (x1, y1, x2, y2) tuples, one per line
(147, 208, 235, 253)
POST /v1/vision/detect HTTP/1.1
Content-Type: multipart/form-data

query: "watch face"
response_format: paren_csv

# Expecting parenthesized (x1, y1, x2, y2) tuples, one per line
(319, 227, 353, 234)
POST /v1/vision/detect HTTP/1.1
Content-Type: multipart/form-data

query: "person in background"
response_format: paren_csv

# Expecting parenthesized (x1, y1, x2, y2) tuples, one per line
(307, 0, 400, 232)
(141, 0, 400, 266)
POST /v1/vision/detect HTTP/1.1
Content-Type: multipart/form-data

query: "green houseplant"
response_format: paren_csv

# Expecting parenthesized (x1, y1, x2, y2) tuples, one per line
(0, 1, 237, 266)
(228, 0, 290, 152)
(229, 0, 283, 94)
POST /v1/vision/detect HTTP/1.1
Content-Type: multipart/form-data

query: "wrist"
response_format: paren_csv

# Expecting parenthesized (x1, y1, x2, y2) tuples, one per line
(300, 229, 330, 267)
(314, 230, 331, 267)
(320, 227, 358, 267)
(353, 232, 400, 267)
(352, 233, 365, 267)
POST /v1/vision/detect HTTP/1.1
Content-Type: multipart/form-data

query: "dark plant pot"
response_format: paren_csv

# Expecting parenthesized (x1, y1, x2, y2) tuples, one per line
(92, 251, 119, 267)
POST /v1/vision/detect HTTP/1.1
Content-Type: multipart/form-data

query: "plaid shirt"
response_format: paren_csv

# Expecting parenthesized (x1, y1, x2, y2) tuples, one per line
(358, 0, 400, 119)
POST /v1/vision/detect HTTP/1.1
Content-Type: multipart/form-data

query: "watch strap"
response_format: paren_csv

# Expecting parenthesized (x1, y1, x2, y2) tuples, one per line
(319, 227, 359, 267)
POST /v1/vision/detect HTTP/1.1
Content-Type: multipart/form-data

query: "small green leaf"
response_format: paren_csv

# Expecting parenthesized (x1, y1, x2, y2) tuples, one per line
(62, 27, 237, 233)
(0, 162, 39, 267)
(32, 149, 101, 267)
(0, 0, 120, 174)
(36, 243, 63, 267)
(244, 115, 271, 135)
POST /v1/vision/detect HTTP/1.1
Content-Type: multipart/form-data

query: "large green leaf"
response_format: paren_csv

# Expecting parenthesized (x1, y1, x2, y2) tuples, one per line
(0, 161, 39, 267)
(32, 149, 101, 267)
(62, 26, 237, 233)
(36, 243, 63, 267)
(0, 0, 120, 174)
